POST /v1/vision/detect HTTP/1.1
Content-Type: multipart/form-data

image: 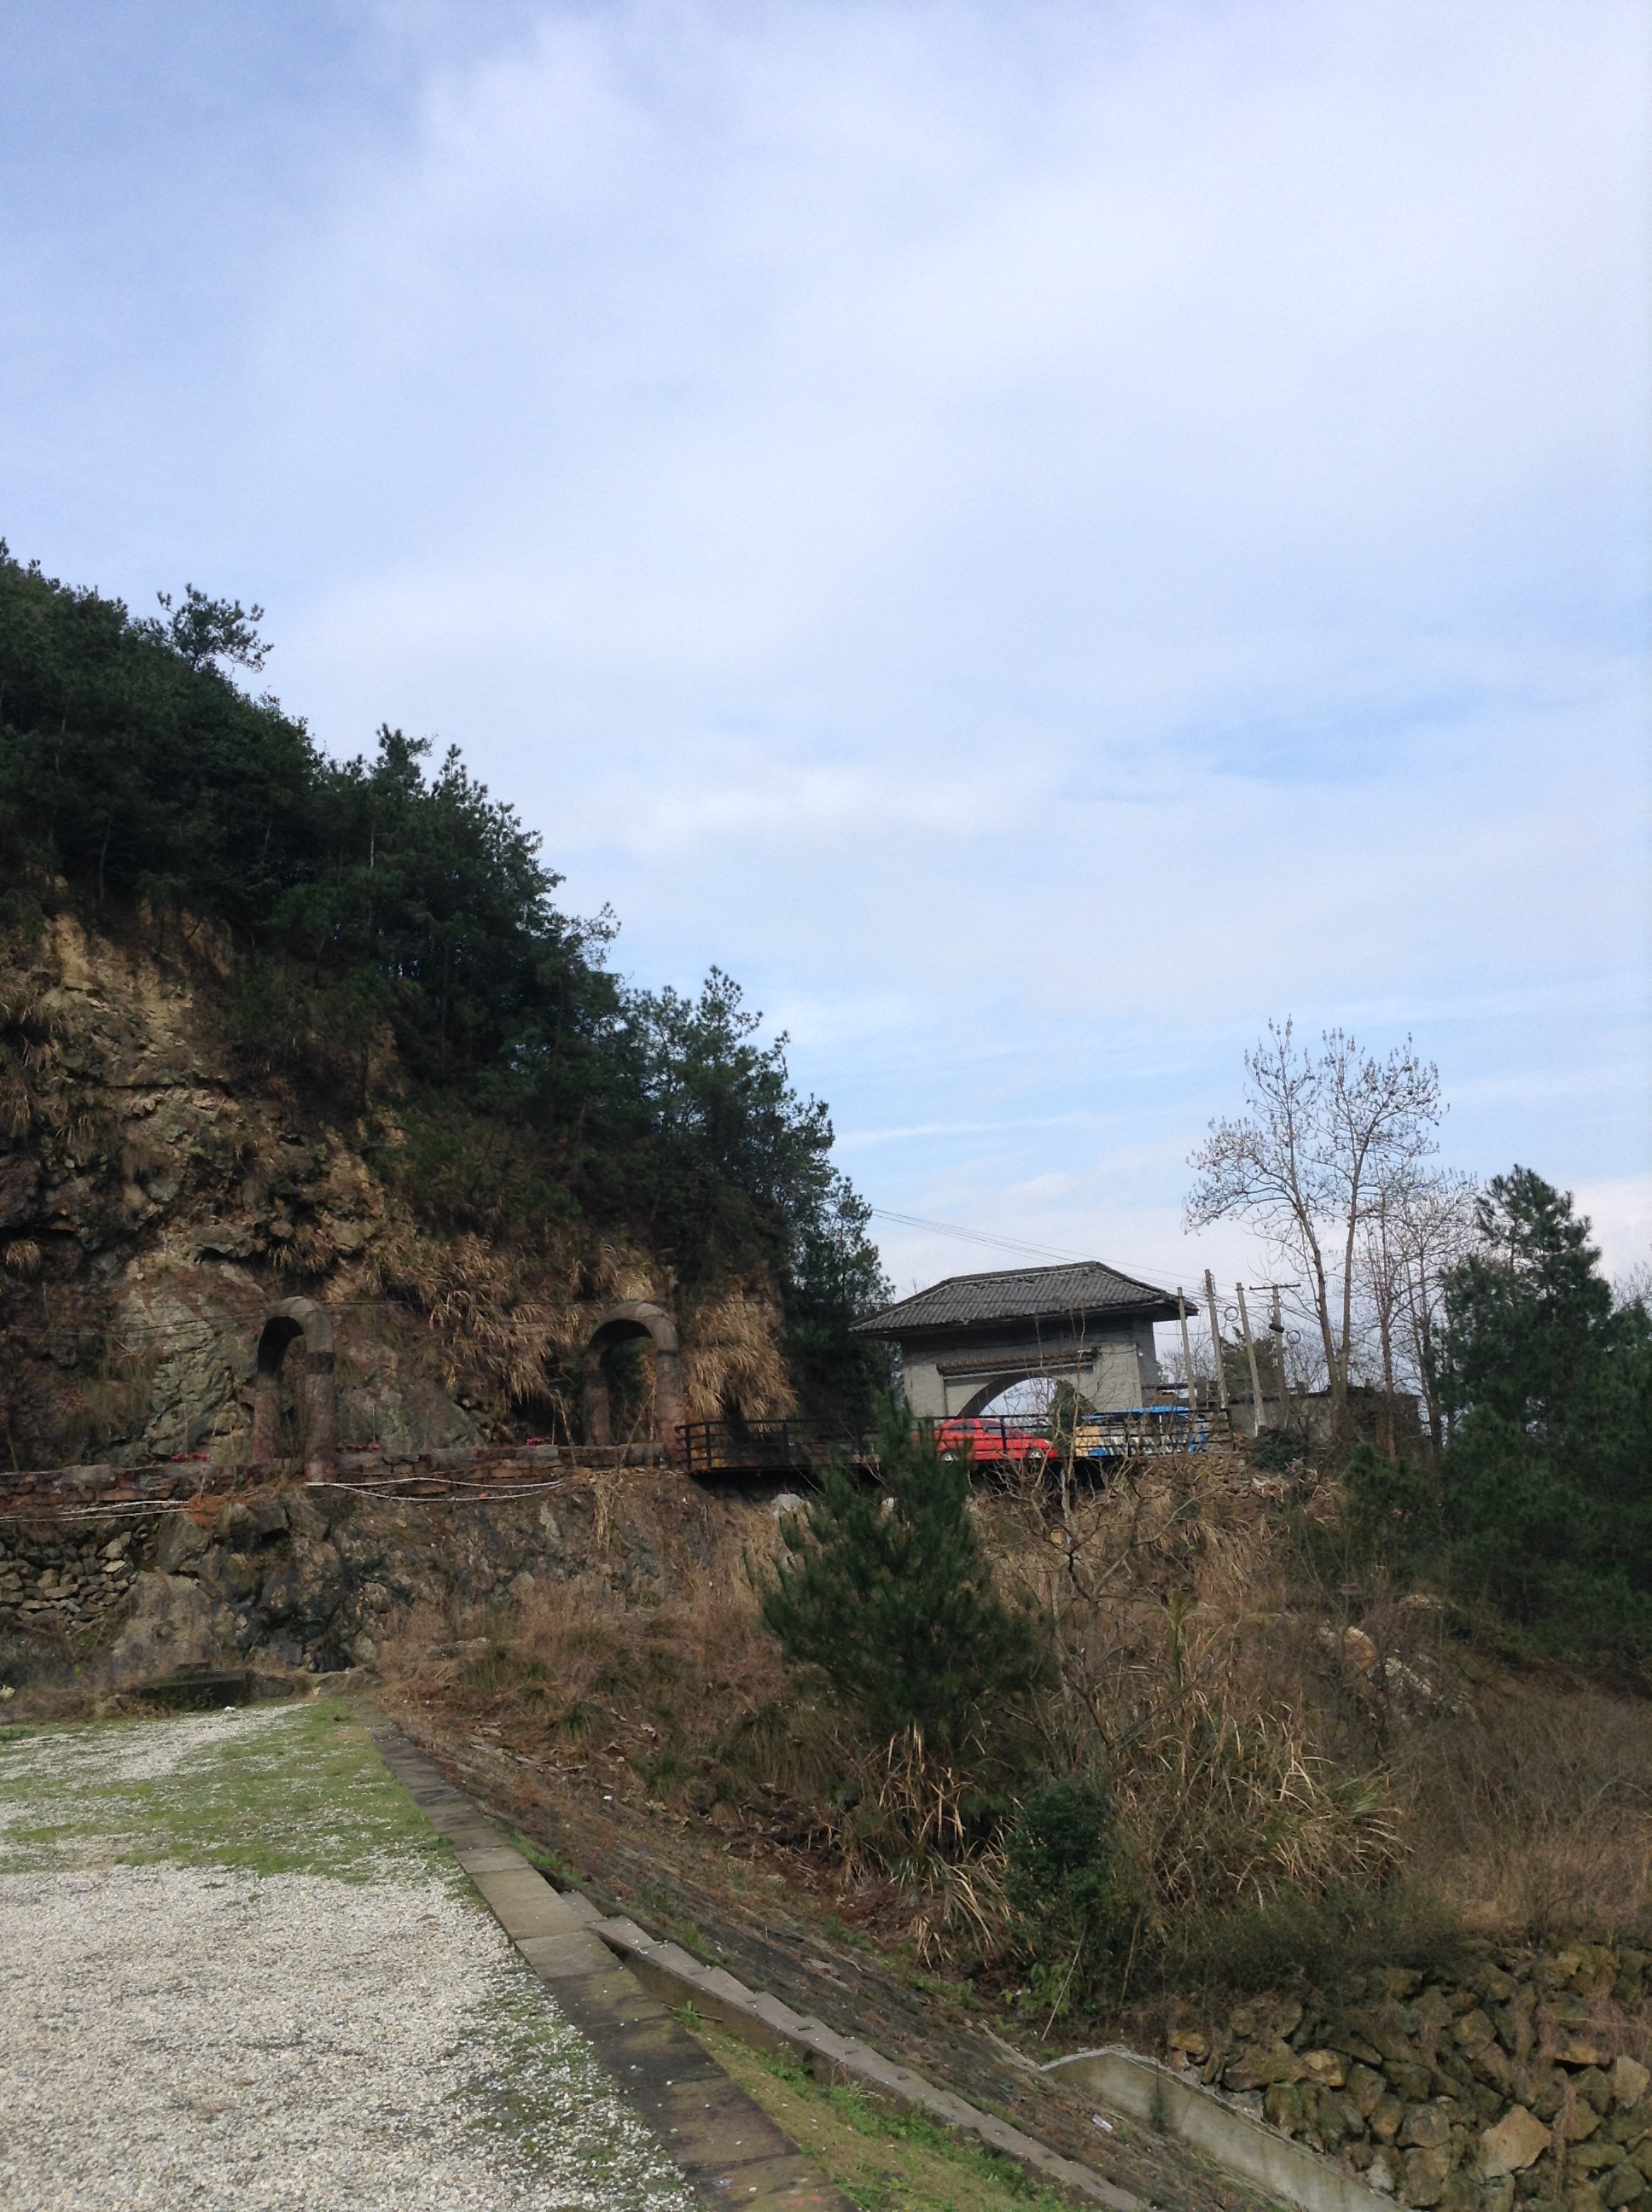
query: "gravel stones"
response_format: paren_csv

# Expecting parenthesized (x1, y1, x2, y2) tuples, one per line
(0, 1705, 691, 2212)
(0, 1861, 685, 2211)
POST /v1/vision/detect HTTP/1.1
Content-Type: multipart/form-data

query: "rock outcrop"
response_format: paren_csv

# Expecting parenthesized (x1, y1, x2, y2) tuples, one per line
(0, 911, 793, 1469)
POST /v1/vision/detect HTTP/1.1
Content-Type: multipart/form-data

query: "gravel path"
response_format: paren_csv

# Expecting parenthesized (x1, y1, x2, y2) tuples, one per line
(0, 1705, 692, 2212)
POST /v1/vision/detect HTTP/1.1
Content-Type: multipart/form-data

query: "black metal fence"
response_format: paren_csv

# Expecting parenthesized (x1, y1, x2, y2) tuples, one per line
(677, 1406, 1226, 1476)
(676, 1420, 868, 1476)
(1072, 1407, 1220, 1458)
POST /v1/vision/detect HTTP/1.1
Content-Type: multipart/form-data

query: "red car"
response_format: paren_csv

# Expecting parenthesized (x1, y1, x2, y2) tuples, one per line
(932, 1417, 1053, 1474)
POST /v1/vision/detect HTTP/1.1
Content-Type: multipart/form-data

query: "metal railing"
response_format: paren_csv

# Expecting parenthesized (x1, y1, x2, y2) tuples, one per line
(676, 1420, 868, 1476)
(677, 1403, 1229, 1476)
(1070, 1407, 1220, 1458)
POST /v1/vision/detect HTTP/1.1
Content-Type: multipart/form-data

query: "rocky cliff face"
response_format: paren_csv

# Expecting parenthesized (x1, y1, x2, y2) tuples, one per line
(0, 910, 498, 1467)
(0, 910, 792, 1470)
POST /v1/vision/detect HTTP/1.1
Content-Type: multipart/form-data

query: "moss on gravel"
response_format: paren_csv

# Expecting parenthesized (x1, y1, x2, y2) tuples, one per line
(0, 1700, 445, 1878)
(0, 1703, 692, 2210)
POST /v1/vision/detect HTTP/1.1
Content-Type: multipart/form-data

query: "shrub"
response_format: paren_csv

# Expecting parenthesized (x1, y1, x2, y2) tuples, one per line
(1004, 1775, 1132, 2015)
(1344, 1442, 1440, 1562)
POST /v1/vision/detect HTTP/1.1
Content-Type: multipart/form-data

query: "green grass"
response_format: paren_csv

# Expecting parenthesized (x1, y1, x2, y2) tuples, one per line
(0, 1702, 445, 1879)
(683, 2017, 1077, 2212)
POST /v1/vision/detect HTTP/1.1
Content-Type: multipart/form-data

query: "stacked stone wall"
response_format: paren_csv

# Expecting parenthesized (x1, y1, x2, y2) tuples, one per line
(1171, 1956, 1652, 2212)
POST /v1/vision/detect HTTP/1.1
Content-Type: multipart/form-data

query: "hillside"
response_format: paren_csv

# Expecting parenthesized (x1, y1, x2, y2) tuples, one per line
(0, 550, 887, 1467)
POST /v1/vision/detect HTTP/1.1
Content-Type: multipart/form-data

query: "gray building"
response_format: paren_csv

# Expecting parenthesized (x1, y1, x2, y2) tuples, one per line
(854, 1261, 1191, 1419)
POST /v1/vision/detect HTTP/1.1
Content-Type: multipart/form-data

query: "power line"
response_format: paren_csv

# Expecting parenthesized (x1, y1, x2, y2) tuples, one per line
(868, 1208, 1092, 1265)
(866, 1208, 1200, 1301)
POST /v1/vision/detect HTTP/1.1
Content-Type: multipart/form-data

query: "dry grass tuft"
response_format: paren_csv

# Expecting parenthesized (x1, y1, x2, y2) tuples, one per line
(374, 1230, 569, 1404)
(682, 1281, 794, 1423)
(385, 1577, 794, 1796)
(1409, 1677, 1652, 1946)
(978, 1458, 1406, 1945)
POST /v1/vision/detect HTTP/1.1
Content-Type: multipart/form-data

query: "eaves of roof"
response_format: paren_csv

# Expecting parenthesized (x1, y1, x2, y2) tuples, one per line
(853, 1260, 1192, 1337)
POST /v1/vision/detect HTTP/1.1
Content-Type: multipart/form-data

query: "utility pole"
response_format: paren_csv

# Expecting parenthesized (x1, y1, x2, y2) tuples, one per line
(1203, 1268, 1229, 1417)
(1235, 1282, 1266, 1435)
(1249, 1281, 1296, 1424)
(1176, 1289, 1196, 1418)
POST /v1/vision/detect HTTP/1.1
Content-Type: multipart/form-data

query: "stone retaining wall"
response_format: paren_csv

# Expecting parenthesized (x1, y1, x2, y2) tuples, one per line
(0, 1454, 683, 1686)
(1167, 1955, 1652, 2212)
(0, 1517, 155, 1643)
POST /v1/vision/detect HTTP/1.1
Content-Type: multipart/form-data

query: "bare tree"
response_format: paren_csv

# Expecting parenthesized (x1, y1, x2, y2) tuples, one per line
(1355, 1167, 1479, 1455)
(1185, 1021, 1444, 1429)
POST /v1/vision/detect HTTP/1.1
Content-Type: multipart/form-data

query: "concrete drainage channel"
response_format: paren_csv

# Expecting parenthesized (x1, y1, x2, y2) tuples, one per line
(371, 1719, 1389, 2212)
(1043, 2054, 1392, 2212)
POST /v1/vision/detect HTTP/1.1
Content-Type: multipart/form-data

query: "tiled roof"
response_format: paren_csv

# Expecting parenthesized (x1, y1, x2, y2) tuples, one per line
(854, 1261, 1190, 1336)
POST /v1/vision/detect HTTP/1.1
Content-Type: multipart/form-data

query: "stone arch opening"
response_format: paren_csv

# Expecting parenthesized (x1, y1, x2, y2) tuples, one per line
(583, 1301, 683, 1456)
(251, 1297, 337, 1479)
(955, 1373, 1057, 1420)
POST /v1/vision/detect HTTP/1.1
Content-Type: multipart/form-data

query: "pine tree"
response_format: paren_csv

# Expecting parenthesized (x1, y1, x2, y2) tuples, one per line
(1435, 1167, 1652, 1654)
(758, 1400, 1050, 1749)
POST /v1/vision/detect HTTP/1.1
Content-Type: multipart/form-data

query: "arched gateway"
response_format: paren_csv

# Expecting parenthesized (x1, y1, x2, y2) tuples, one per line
(852, 1261, 1189, 1418)
(583, 1301, 685, 1455)
(250, 1296, 337, 1479)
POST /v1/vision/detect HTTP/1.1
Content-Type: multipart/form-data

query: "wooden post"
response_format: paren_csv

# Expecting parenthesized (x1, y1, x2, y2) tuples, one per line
(1203, 1269, 1229, 1415)
(1236, 1283, 1266, 1435)
(1176, 1289, 1196, 1417)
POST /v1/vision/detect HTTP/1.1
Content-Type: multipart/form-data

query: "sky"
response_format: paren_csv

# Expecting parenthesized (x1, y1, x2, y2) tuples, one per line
(2, 0, 1648, 1331)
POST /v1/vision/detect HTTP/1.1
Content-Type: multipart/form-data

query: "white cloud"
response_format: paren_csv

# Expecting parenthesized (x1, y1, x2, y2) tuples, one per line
(0, 0, 1644, 1278)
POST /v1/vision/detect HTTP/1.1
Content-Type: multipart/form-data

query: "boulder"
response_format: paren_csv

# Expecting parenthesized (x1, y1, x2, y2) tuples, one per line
(100, 1572, 238, 1682)
(1265, 2081, 1305, 2134)
(152, 1515, 209, 1575)
(1404, 2104, 1457, 2151)
(1480, 2107, 1552, 2177)
(1614, 2065, 1652, 2115)
(1347, 2064, 1387, 2116)
(1435, 2175, 1482, 2212)
(256, 1537, 343, 1632)
(247, 1493, 288, 1538)
(1573, 2145, 1627, 2175)
(214, 1498, 257, 1546)
(1402, 2145, 1451, 2204)
(1371, 2094, 1407, 2141)
(1576, 2073, 1614, 2116)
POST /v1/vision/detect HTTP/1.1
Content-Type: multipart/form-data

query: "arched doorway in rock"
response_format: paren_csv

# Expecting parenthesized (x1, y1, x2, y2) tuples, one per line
(250, 1297, 337, 1479)
(582, 1301, 684, 1457)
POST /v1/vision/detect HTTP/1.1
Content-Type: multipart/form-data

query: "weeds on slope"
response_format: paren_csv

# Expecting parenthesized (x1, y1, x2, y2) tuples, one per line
(381, 1450, 1652, 2022)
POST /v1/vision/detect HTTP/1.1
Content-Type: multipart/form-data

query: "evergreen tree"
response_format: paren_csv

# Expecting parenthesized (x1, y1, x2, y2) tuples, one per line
(0, 546, 886, 1411)
(1004, 1776, 1130, 2010)
(1434, 1168, 1652, 1656)
(758, 1401, 1050, 1749)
